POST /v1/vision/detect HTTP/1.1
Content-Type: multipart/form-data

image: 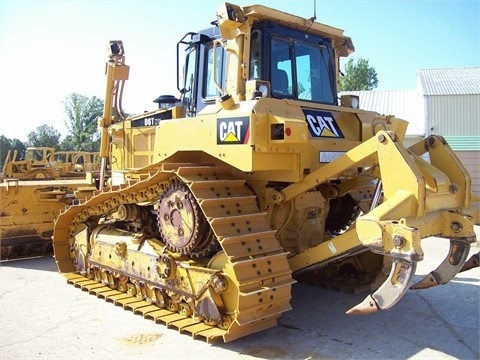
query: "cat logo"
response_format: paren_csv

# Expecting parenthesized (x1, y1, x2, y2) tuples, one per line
(217, 117, 250, 144)
(302, 109, 344, 138)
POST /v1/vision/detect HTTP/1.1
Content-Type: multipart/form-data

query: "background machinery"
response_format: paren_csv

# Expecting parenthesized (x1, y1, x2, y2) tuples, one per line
(1, 148, 98, 260)
(1, 147, 100, 181)
(52, 3, 479, 342)
(2, 147, 58, 180)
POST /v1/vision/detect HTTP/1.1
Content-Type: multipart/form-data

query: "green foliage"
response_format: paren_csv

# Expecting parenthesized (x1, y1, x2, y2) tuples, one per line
(26, 124, 61, 148)
(1, 93, 104, 169)
(59, 135, 74, 151)
(0, 136, 27, 168)
(63, 93, 104, 152)
(339, 57, 378, 91)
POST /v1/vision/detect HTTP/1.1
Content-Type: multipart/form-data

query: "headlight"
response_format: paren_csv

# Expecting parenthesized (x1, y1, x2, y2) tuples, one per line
(258, 84, 269, 97)
(246, 80, 271, 99)
(340, 94, 360, 109)
(350, 95, 359, 109)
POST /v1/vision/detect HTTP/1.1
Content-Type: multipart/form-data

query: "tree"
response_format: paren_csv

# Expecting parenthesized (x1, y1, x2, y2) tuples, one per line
(339, 57, 378, 91)
(63, 93, 104, 152)
(0, 136, 13, 165)
(59, 135, 74, 152)
(0, 136, 27, 167)
(26, 124, 61, 148)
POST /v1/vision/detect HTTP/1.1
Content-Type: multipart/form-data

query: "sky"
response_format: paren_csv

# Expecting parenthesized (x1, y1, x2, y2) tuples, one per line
(0, 0, 479, 141)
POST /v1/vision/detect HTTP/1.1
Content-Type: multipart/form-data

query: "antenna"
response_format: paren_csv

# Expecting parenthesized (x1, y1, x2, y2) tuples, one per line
(304, 0, 317, 29)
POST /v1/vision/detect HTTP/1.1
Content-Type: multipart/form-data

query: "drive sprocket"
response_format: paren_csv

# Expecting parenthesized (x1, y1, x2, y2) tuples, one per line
(157, 179, 210, 255)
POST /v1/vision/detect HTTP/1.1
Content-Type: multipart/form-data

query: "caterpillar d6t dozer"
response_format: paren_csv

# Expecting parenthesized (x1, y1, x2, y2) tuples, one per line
(52, 3, 479, 342)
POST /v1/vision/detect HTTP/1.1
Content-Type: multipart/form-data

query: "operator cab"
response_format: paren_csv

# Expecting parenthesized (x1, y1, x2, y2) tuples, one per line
(177, 28, 223, 117)
(250, 22, 336, 105)
(177, 19, 337, 116)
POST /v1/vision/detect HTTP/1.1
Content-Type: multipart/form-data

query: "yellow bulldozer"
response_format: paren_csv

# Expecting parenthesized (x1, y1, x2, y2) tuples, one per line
(52, 151, 101, 177)
(2, 147, 58, 180)
(1, 147, 101, 181)
(52, 3, 479, 342)
(0, 147, 98, 260)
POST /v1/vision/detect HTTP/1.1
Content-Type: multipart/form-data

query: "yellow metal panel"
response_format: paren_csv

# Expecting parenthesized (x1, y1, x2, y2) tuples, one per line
(112, 65, 129, 80)
(134, 155, 149, 168)
(134, 133, 149, 151)
(288, 230, 362, 272)
(154, 115, 254, 171)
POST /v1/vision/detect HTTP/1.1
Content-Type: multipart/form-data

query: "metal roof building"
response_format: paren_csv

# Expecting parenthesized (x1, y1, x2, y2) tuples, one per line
(418, 67, 480, 193)
(342, 67, 480, 193)
(418, 67, 480, 96)
(417, 67, 480, 145)
(340, 89, 424, 135)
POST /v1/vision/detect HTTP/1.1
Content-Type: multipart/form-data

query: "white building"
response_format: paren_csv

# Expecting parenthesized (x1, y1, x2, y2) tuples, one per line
(342, 67, 480, 193)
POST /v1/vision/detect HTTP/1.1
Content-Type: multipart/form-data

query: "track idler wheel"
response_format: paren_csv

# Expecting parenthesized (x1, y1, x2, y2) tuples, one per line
(346, 258, 416, 315)
(410, 239, 471, 289)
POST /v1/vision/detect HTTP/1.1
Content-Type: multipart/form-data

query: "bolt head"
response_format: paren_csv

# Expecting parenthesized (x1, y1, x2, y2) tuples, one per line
(450, 221, 462, 233)
(393, 235, 406, 248)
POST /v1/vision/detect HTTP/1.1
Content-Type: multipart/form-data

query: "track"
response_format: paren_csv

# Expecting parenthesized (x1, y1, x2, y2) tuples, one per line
(53, 164, 294, 342)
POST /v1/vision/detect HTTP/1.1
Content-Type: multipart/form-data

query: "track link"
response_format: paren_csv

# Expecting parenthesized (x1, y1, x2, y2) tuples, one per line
(53, 164, 294, 342)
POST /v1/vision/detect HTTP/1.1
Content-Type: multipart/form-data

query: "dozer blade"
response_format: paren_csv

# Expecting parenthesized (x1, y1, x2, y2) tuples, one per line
(410, 239, 471, 289)
(346, 258, 416, 315)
